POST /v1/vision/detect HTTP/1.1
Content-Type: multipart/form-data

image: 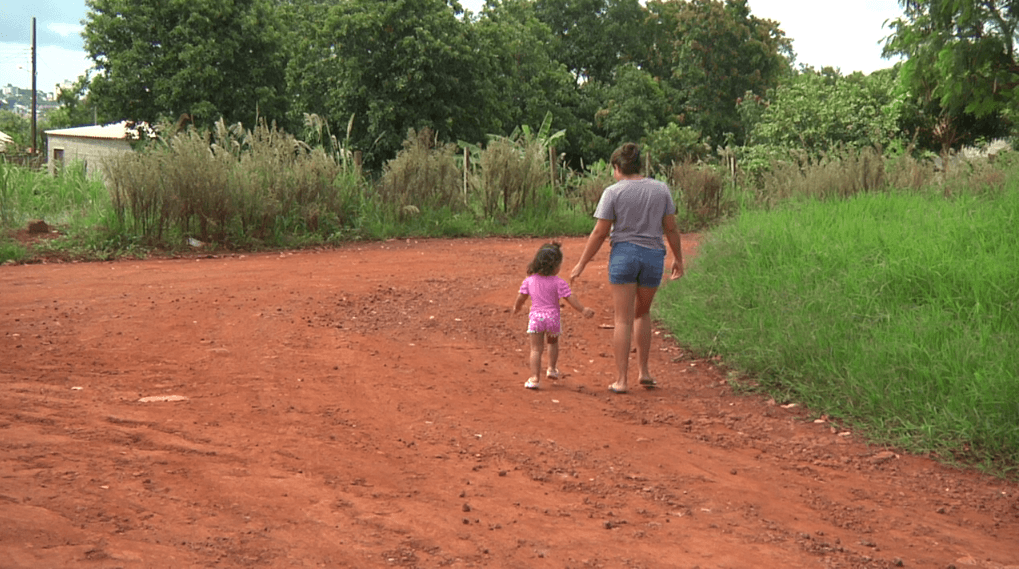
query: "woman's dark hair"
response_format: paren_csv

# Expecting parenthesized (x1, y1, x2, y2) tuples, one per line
(610, 142, 642, 176)
(527, 242, 564, 276)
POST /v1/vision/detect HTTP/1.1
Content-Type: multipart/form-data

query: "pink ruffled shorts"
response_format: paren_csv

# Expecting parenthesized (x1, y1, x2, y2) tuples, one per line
(527, 309, 561, 336)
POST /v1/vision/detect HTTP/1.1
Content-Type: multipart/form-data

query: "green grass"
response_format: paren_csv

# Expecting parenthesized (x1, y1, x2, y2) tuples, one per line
(1, 161, 115, 264)
(0, 161, 108, 226)
(0, 239, 27, 263)
(656, 187, 1019, 476)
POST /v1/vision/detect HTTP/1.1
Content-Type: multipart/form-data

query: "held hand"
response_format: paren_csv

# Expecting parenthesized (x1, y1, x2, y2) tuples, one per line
(569, 263, 584, 286)
(670, 258, 684, 280)
(582, 307, 595, 319)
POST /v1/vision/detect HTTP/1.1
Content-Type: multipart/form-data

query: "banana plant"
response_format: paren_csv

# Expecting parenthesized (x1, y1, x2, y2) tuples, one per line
(492, 111, 566, 151)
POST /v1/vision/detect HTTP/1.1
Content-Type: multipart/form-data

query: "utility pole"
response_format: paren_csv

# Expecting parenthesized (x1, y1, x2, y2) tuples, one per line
(31, 17, 37, 157)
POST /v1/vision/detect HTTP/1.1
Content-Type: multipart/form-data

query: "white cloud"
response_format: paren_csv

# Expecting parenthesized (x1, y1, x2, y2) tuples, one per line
(47, 23, 85, 38)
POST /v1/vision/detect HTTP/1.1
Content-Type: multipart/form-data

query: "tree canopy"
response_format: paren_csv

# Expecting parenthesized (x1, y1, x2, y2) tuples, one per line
(884, 0, 1017, 149)
(288, 0, 495, 168)
(886, 0, 1019, 118)
(83, 0, 288, 126)
(533, 0, 647, 84)
(83, 0, 991, 169)
(645, 0, 791, 146)
(748, 68, 903, 154)
(471, 0, 593, 163)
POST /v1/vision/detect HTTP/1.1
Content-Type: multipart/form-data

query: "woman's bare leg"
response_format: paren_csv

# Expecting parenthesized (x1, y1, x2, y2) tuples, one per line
(633, 286, 659, 383)
(610, 283, 637, 391)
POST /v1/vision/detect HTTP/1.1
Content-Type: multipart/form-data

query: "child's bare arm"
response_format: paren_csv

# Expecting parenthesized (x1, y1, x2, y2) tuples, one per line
(512, 293, 528, 315)
(565, 294, 595, 318)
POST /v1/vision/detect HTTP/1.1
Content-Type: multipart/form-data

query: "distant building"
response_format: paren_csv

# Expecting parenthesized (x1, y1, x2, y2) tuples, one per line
(44, 121, 152, 177)
(55, 82, 75, 97)
(0, 130, 15, 153)
(1, 85, 30, 98)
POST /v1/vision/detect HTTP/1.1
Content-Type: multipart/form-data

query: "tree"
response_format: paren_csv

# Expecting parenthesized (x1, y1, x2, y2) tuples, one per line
(291, 0, 493, 169)
(884, 0, 1015, 150)
(886, 0, 1019, 118)
(645, 0, 791, 147)
(593, 64, 673, 145)
(747, 67, 903, 154)
(0, 111, 29, 151)
(45, 74, 99, 130)
(473, 0, 599, 168)
(533, 0, 647, 84)
(83, 0, 288, 126)
(279, 0, 337, 136)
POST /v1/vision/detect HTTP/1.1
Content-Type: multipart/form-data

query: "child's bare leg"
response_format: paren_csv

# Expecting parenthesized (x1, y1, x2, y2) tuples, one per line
(525, 332, 544, 388)
(546, 335, 560, 378)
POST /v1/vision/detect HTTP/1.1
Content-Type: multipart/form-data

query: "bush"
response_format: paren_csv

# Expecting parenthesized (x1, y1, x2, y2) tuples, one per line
(669, 161, 731, 228)
(378, 128, 464, 220)
(644, 123, 710, 174)
(568, 159, 614, 214)
(472, 136, 550, 218)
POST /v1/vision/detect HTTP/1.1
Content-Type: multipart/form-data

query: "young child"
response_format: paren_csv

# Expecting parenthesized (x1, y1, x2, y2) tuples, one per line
(512, 242, 595, 389)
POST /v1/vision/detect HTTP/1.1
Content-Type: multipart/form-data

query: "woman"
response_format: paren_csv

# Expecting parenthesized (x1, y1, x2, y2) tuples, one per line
(570, 142, 684, 393)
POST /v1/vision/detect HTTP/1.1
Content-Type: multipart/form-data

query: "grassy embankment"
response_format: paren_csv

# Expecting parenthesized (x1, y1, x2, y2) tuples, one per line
(657, 168, 1019, 477)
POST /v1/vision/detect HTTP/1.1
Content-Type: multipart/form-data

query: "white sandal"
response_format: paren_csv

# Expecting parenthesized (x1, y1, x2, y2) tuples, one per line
(546, 368, 560, 379)
(524, 377, 540, 390)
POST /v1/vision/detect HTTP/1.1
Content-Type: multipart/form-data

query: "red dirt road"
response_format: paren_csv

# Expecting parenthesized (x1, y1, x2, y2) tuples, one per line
(1, 236, 1016, 568)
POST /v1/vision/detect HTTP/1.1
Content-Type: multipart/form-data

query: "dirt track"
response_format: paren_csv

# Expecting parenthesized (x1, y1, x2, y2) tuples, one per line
(1, 235, 1016, 568)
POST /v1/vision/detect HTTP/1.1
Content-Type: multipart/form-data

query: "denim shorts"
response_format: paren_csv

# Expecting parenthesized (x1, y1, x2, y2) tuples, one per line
(608, 242, 666, 287)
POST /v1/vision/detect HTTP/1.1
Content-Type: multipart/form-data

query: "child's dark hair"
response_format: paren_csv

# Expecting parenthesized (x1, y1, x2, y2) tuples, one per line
(527, 242, 564, 276)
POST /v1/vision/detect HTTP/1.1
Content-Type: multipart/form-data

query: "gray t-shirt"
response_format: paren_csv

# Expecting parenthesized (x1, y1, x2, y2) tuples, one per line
(593, 178, 676, 250)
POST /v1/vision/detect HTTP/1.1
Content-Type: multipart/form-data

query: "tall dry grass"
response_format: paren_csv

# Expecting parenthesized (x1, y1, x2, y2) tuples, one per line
(753, 147, 888, 206)
(472, 137, 550, 217)
(105, 119, 352, 245)
(377, 128, 464, 220)
(669, 161, 729, 228)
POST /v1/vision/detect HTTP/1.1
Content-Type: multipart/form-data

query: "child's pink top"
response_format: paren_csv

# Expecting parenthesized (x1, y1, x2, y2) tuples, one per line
(519, 274, 572, 312)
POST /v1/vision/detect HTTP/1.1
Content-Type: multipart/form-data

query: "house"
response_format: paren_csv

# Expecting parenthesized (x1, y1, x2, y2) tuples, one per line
(43, 121, 153, 177)
(0, 130, 14, 153)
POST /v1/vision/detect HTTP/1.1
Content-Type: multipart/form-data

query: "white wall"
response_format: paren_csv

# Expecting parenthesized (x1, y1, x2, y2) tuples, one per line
(46, 134, 132, 177)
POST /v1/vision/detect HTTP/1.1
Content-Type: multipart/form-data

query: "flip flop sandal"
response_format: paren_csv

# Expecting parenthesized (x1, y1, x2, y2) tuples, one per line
(639, 378, 658, 389)
(546, 369, 560, 379)
(524, 378, 540, 390)
(608, 384, 628, 394)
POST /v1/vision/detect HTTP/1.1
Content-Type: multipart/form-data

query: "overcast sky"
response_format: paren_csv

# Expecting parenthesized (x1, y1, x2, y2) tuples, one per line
(0, 0, 904, 93)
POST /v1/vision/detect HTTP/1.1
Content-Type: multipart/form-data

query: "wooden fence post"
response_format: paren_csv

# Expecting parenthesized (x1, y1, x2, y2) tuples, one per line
(549, 146, 556, 189)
